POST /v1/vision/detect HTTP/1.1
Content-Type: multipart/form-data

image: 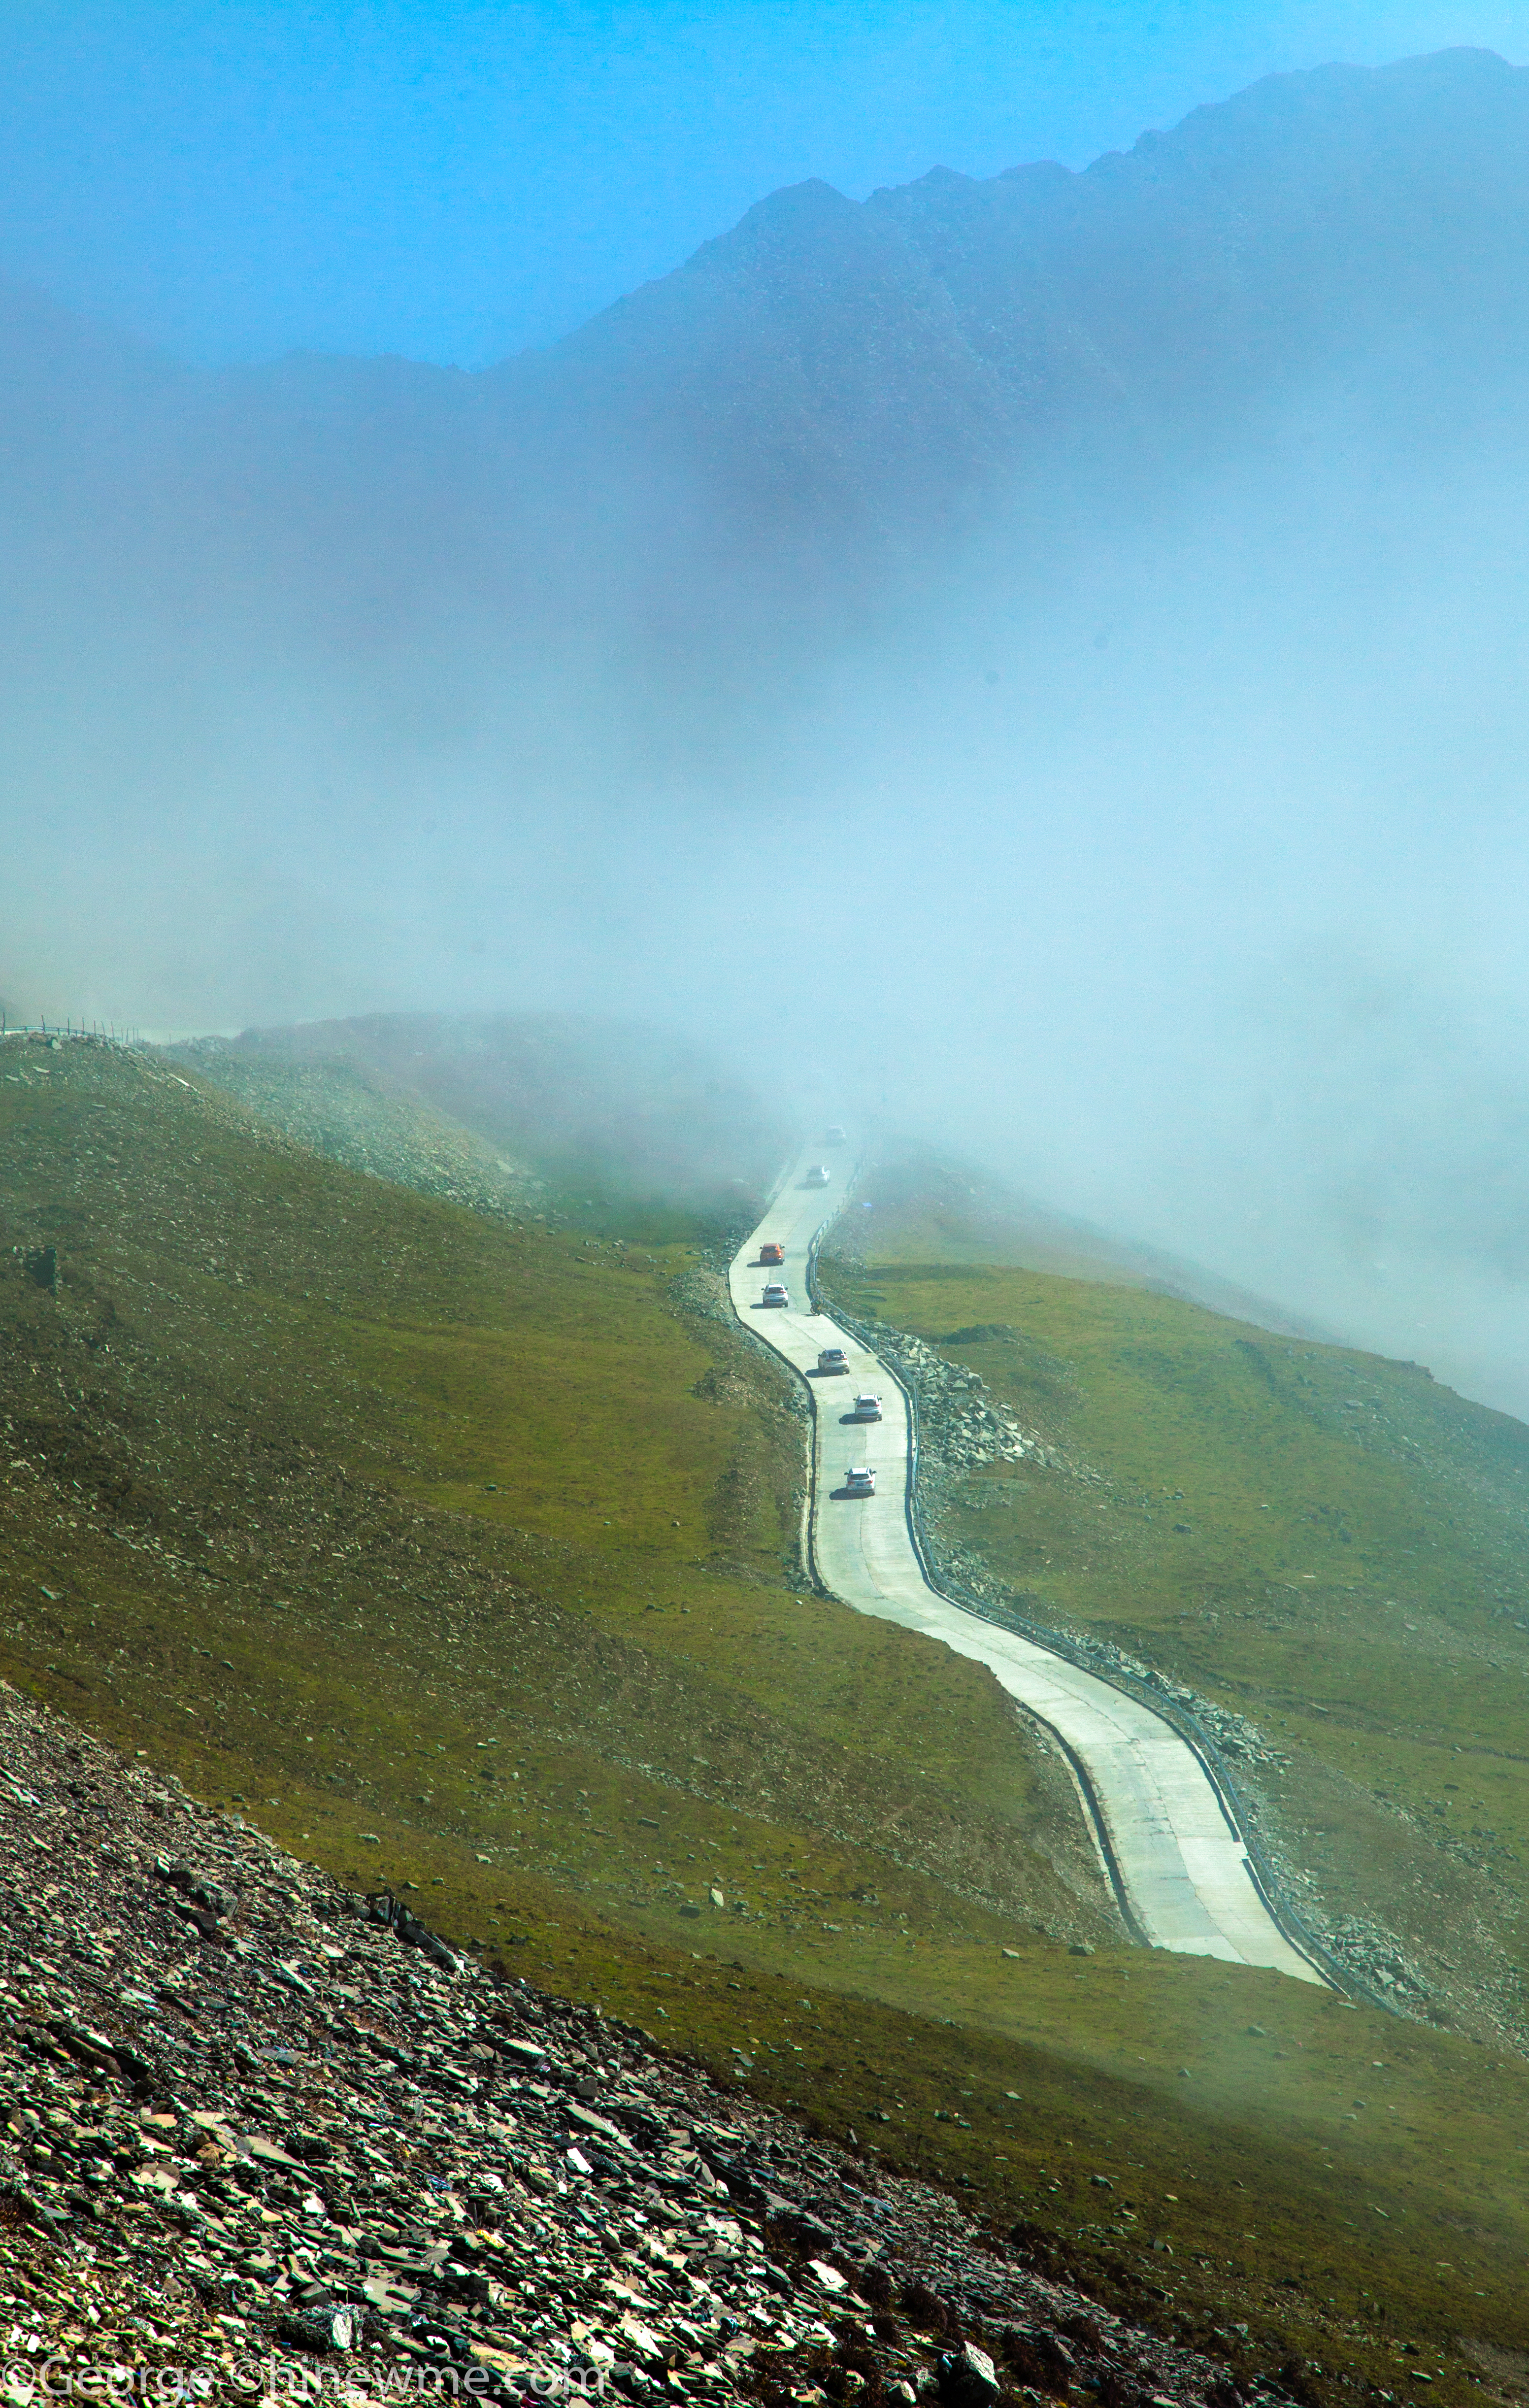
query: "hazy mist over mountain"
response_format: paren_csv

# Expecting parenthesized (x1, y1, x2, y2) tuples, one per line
(7, 45, 1529, 1409)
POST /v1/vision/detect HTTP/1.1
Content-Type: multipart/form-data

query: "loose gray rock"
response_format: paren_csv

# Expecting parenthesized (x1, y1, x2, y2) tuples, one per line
(0, 1674, 1296, 2408)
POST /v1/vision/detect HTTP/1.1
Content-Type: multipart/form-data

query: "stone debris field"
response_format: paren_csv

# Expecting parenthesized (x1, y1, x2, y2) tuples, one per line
(0, 1680, 1262, 2408)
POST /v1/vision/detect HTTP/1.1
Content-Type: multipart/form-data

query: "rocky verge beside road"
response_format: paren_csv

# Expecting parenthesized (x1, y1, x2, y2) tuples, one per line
(0, 1681, 1274, 2408)
(814, 1309, 1453, 2036)
(846, 1328, 1065, 1486)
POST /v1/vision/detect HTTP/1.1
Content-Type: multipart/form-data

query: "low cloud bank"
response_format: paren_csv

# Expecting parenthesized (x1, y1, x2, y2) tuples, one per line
(8, 51, 1529, 1409)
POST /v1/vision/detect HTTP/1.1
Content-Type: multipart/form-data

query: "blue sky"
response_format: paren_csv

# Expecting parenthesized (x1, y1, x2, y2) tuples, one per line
(1, 0, 1527, 366)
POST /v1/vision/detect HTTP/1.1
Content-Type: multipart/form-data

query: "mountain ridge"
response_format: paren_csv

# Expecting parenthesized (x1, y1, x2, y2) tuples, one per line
(8, 44, 1529, 593)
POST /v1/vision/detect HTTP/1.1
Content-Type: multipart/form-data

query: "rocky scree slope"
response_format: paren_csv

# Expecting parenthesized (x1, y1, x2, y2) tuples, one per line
(1, 1681, 1262, 2408)
(183, 1017, 791, 1221)
(165, 1039, 545, 1225)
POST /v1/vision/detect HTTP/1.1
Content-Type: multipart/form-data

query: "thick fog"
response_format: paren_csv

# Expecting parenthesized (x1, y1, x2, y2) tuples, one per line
(7, 60, 1529, 1418)
(8, 373, 1529, 1417)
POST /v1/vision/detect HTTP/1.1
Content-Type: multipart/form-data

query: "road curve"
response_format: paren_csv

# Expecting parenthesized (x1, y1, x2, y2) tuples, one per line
(729, 1138, 1324, 1981)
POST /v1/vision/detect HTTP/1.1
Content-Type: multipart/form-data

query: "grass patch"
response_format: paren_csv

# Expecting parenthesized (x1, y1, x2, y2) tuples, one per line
(0, 1039, 1526, 2405)
(817, 1248, 1529, 2045)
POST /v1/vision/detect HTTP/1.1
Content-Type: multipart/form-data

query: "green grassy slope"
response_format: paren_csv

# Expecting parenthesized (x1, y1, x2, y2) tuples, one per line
(175, 1011, 793, 1217)
(817, 1250, 1529, 2049)
(0, 1035, 1106, 1953)
(849, 1147, 1324, 1333)
(2, 1036, 1527, 2406)
(166, 1038, 543, 1219)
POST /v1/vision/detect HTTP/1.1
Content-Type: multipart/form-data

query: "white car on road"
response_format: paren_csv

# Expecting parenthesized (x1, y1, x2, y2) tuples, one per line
(849, 1392, 883, 1420)
(817, 1346, 849, 1374)
(762, 1281, 790, 1307)
(844, 1465, 876, 1495)
(804, 1165, 831, 1186)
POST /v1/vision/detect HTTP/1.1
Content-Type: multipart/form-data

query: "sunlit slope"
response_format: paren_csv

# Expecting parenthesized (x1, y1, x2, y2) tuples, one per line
(2, 1037, 1528, 2404)
(0, 1036, 1103, 1955)
(819, 1248, 1529, 2041)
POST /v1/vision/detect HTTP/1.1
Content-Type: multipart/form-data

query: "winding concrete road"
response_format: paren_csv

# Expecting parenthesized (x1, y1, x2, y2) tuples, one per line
(729, 1139, 1323, 1981)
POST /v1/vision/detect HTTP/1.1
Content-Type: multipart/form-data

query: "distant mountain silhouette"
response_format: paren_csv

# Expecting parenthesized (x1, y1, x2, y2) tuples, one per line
(533, 45, 1529, 536)
(5, 47, 1529, 693)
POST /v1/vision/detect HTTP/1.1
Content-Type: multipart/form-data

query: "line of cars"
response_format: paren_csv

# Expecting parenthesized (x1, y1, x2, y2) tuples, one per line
(754, 1124, 876, 1494)
(759, 1238, 789, 1309)
(820, 1354, 884, 1419)
(755, 1128, 845, 1289)
(818, 1344, 884, 1496)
